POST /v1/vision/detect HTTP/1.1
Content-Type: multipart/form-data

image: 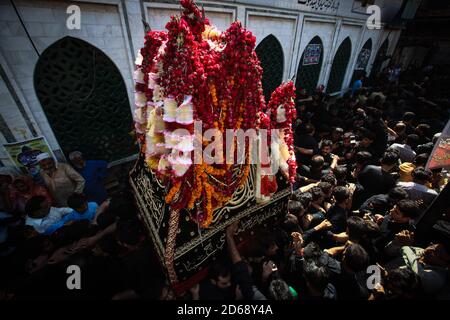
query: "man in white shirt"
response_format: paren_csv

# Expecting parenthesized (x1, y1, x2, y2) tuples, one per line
(25, 195, 72, 234)
(389, 134, 418, 163)
(397, 167, 438, 207)
(36, 153, 85, 207)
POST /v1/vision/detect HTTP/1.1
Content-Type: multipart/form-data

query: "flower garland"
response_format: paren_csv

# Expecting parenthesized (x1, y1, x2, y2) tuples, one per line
(132, 0, 295, 228)
(266, 81, 297, 183)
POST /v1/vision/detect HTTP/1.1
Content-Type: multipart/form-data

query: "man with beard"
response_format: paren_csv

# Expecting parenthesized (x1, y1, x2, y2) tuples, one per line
(199, 262, 234, 300)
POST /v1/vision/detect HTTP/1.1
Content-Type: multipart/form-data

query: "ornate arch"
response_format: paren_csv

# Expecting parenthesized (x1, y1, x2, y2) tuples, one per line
(326, 37, 352, 94)
(34, 36, 136, 162)
(255, 34, 284, 101)
(351, 38, 373, 85)
(370, 38, 390, 77)
(295, 36, 324, 96)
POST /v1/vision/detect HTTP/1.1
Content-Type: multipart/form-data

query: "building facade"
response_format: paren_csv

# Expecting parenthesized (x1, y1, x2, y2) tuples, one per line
(0, 0, 412, 166)
(394, 0, 450, 68)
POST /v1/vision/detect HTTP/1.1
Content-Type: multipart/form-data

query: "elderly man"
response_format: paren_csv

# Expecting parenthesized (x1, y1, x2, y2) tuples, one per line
(36, 153, 85, 207)
(69, 151, 108, 203)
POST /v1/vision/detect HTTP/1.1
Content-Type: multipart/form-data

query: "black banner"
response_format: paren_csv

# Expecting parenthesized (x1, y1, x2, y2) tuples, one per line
(129, 156, 290, 291)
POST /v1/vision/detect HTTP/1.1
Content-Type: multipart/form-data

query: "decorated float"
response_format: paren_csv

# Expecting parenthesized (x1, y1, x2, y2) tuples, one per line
(129, 0, 297, 292)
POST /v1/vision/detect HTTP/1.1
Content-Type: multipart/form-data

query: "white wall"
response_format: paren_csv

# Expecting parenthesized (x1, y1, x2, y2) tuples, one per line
(0, 0, 135, 164)
(145, 3, 235, 33)
(0, 75, 32, 141)
(247, 11, 298, 80)
(336, 22, 364, 91)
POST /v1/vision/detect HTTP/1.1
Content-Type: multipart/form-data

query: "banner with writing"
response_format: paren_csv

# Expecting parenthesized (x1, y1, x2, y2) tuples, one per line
(426, 120, 450, 170)
(303, 44, 322, 66)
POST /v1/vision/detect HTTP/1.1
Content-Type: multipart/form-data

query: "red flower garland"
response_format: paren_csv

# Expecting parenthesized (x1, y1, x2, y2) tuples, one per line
(133, 0, 296, 227)
(266, 81, 297, 183)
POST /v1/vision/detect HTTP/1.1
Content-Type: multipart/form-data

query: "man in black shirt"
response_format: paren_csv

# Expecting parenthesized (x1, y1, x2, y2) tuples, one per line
(333, 132, 355, 163)
(415, 123, 431, 146)
(364, 108, 388, 158)
(403, 112, 416, 135)
(331, 127, 344, 145)
(327, 186, 351, 234)
(353, 129, 375, 156)
(295, 123, 318, 166)
(354, 150, 399, 208)
(373, 199, 420, 260)
(224, 222, 266, 300)
(319, 139, 335, 170)
(359, 187, 409, 217)
(297, 155, 328, 183)
(301, 259, 337, 300)
(199, 262, 234, 300)
(330, 243, 370, 300)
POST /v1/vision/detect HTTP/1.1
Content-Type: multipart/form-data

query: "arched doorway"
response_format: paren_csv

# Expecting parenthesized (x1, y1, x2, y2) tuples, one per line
(351, 38, 372, 86)
(326, 37, 352, 94)
(255, 34, 284, 101)
(295, 36, 324, 96)
(34, 37, 136, 162)
(370, 38, 389, 77)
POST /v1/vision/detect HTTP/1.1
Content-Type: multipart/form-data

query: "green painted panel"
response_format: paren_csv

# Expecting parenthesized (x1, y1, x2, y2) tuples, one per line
(34, 37, 137, 162)
(370, 38, 389, 77)
(326, 37, 352, 94)
(255, 35, 284, 101)
(351, 38, 373, 86)
(295, 36, 324, 96)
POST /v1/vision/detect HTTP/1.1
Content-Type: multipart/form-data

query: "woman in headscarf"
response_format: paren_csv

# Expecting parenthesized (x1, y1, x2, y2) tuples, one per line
(8, 175, 53, 216)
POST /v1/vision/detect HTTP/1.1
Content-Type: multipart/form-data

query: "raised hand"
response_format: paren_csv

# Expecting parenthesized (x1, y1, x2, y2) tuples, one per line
(394, 230, 415, 246)
(226, 220, 239, 237)
(315, 219, 332, 231)
(262, 260, 277, 281)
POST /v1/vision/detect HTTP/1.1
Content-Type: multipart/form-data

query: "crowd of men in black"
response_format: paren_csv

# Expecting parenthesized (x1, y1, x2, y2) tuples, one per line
(191, 65, 450, 301)
(0, 64, 449, 300)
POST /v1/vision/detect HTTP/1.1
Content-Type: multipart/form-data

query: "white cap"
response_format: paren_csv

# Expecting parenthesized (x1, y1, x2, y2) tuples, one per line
(35, 152, 52, 162)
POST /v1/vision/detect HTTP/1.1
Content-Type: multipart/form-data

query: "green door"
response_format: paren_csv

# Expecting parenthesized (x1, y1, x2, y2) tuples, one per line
(370, 38, 389, 77)
(326, 37, 352, 94)
(295, 36, 324, 96)
(351, 38, 372, 86)
(255, 35, 284, 102)
(34, 37, 136, 162)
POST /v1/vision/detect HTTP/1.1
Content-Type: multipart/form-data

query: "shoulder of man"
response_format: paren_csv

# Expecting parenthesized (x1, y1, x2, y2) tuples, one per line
(25, 216, 38, 225)
(56, 162, 71, 170)
(51, 206, 73, 215)
(88, 201, 99, 210)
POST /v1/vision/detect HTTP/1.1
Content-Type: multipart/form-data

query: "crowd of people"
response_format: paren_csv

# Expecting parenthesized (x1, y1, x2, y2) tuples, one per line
(0, 64, 449, 300)
(191, 64, 450, 301)
(0, 151, 166, 299)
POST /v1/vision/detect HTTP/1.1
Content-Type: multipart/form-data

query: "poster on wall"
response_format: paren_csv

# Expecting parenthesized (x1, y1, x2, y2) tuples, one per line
(303, 44, 322, 66)
(3, 136, 55, 174)
(355, 48, 371, 70)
